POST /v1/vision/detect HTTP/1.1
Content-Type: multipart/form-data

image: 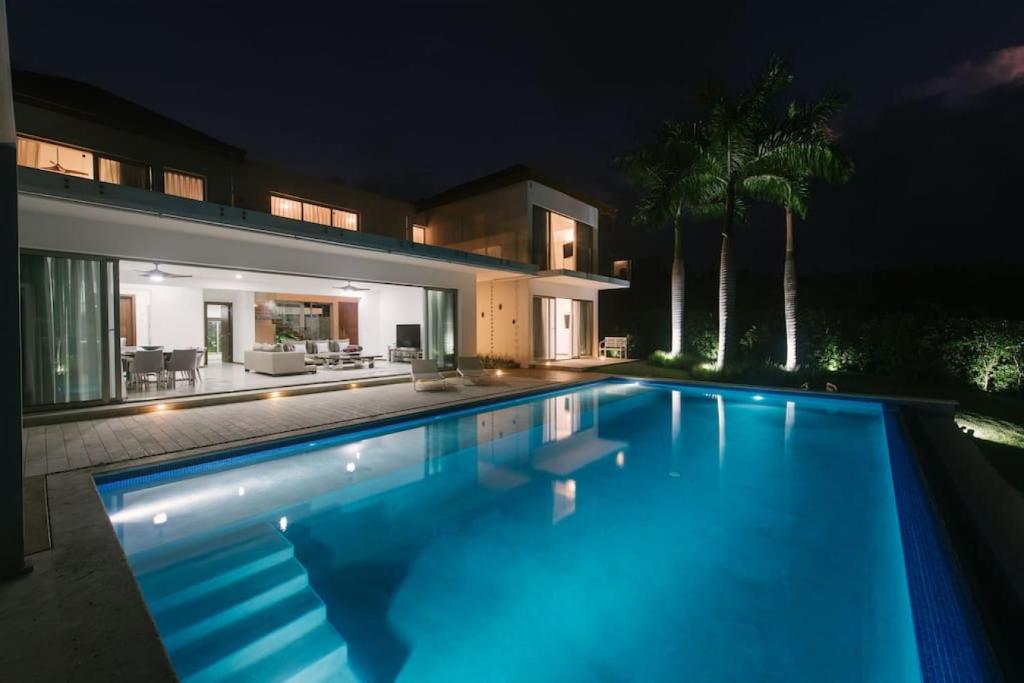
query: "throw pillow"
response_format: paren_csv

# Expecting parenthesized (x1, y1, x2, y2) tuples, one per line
(328, 340, 340, 352)
(316, 340, 331, 354)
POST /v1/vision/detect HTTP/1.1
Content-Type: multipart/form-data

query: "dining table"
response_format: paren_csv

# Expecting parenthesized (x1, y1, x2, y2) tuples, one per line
(120, 347, 206, 379)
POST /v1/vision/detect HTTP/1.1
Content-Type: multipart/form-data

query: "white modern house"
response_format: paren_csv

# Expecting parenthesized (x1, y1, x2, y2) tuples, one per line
(14, 70, 628, 411)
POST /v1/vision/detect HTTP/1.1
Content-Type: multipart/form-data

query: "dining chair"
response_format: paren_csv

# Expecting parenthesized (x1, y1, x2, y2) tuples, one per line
(194, 348, 205, 382)
(167, 349, 199, 385)
(131, 349, 165, 388)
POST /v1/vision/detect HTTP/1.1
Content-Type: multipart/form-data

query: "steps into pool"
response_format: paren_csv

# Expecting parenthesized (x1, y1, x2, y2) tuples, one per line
(129, 523, 354, 683)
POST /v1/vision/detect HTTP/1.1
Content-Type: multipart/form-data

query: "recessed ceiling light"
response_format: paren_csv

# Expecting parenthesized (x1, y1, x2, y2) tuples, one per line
(235, 273, 243, 279)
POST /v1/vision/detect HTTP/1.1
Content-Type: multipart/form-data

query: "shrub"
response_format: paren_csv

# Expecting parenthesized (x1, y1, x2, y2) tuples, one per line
(479, 355, 520, 369)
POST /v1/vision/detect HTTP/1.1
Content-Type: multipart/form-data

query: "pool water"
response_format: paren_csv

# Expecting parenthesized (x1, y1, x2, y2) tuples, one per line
(98, 381, 984, 682)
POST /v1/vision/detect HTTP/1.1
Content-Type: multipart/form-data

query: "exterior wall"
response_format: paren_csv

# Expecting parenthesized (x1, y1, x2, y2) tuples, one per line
(419, 182, 530, 262)
(234, 161, 415, 241)
(19, 194, 480, 362)
(475, 277, 599, 367)
(14, 101, 239, 205)
(527, 180, 599, 229)
(476, 277, 531, 365)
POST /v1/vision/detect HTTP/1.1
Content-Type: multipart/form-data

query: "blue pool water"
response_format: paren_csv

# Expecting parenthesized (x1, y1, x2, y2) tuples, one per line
(98, 380, 991, 682)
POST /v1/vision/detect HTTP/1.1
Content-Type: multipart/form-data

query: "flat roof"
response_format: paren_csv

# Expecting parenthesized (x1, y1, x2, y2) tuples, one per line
(416, 164, 617, 217)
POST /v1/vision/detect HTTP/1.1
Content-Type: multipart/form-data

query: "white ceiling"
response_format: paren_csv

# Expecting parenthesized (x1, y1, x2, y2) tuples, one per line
(118, 260, 414, 297)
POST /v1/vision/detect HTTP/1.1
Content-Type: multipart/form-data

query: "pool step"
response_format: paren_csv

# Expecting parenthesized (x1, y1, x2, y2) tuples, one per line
(135, 530, 296, 612)
(130, 522, 351, 682)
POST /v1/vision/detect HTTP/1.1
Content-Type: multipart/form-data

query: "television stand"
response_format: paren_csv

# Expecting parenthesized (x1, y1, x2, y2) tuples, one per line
(389, 346, 422, 363)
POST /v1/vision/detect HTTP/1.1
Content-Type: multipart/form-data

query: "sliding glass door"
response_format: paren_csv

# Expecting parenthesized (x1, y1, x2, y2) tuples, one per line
(424, 288, 457, 370)
(21, 252, 117, 408)
(532, 296, 594, 361)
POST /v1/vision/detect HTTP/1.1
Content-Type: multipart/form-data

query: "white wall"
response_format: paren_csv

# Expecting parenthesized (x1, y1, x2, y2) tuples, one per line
(358, 285, 424, 357)
(203, 288, 255, 361)
(120, 283, 205, 350)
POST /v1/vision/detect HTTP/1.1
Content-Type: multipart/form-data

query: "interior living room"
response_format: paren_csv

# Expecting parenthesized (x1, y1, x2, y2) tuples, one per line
(117, 260, 427, 400)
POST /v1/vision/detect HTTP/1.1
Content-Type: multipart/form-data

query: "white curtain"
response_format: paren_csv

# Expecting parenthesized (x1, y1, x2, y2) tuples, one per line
(271, 195, 302, 219)
(303, 202, 331, 226)
(164, 170, 204, 200)
(16, 136, 41, 167)
(332, 209, 358, 230)
(98, 158, 122, 184)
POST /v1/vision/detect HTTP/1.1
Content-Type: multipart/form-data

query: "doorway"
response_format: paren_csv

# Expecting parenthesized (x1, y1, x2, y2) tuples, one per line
(119, 295, 136, 346)
(532, 296, 593, 361)
(205, 302, 233, 364)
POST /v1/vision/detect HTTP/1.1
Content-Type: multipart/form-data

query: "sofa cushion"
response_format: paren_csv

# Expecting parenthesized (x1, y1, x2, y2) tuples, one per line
(316, 340, 331, 353)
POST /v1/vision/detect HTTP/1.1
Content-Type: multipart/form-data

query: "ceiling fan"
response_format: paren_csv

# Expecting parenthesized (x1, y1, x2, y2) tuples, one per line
(134, 263, 192, 282)
(41, 150, 90, 176)
(334, 280, 370, 293)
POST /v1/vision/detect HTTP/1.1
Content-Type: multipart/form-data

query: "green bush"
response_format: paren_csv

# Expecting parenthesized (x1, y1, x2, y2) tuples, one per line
(478, 355, 520, 369)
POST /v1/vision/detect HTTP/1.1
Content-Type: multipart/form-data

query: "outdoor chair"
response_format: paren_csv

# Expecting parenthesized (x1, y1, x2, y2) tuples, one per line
(411, 359, 457, 392)
(457, 356, 504, 385)
(599, 336, 628, 359)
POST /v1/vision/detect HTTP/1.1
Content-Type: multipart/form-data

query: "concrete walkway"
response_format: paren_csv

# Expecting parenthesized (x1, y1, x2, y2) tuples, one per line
(23, 369, 588, 477)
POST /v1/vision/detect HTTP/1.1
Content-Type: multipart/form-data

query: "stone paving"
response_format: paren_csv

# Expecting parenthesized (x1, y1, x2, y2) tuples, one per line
(23, 370, 588, 476)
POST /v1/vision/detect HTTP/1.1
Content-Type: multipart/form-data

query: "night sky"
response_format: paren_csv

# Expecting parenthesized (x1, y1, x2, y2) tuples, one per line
(8, 1, 1024, 276)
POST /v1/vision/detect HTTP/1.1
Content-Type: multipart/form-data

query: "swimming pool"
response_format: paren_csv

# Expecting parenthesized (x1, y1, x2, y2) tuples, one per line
(98, 379, 995, 682)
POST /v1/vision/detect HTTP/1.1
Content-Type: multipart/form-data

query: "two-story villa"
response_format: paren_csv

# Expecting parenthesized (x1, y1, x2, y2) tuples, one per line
(14, 70, 627, 410)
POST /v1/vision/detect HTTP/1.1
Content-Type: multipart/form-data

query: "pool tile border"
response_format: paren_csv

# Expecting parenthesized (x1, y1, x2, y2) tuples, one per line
(884, 408, 999, 681)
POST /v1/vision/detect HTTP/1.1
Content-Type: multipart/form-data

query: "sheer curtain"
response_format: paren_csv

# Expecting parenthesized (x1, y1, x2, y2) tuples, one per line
(425, 289, 457, 369)
(21, 254, 107, 406)
(303, 203, 331, 226)
(574, 300, 594, 357)
(532, 296, 555, 360)
(164, 170, 205, 200)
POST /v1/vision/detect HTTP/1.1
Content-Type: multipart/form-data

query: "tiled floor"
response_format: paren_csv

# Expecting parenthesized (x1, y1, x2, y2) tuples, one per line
(24, 370, 589, 477)
(124, 360, 407, 401)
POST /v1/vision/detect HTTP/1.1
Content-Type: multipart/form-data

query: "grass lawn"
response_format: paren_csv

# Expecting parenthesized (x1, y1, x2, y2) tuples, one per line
(593, 361, 1024, 495)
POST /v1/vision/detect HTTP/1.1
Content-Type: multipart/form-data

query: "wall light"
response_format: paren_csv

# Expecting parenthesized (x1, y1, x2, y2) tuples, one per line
(279, 516, 288, 532)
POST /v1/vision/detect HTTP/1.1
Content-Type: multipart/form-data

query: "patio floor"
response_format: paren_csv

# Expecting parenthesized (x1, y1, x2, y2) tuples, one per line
(23, 369, 591, 477)
(122, 359, 407, 401)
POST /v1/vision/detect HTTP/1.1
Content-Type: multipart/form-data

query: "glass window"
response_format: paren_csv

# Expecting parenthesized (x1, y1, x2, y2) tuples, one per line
(425, 288, 457, 370)
(331, 209, 358, 231)
(21, 253, 110, 406)
(164, 170, 205, 200)
(303, 203, 331, 226)
(98, 157, 150, 189)
(270, 193, 359, 231)
(612, 259, 632, 280)
(549, 212, 576, 270)
(17, 136, 93, 179)
(412, 225, 427, 244)
(271, 195, 302, 220)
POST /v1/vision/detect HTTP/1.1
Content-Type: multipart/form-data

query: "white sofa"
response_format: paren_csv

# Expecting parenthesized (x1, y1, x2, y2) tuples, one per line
(244, 350, 313, 376)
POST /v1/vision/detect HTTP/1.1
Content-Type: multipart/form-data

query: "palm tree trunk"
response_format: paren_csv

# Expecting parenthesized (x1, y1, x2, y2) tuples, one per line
(670, 220, 685, 356)
(783, 207, 797, 371)
(715, 190, 735, 371)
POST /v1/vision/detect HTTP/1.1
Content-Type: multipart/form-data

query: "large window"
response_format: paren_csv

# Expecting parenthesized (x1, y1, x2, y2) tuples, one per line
(412, 225, 427, 244)
(271, 193, 358, 231)
(164, 169, 205, 200)
(425, 288, 457, 369)
(99, 158, 150, 189)
(17, 135, 151, 189)
(21, 253, 116, 407)
(17, 136, 93, 178)
(531, 206, 595, 273)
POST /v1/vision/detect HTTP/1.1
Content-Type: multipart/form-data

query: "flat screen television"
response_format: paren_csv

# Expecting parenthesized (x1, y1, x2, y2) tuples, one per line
(396, 324, 421, 349)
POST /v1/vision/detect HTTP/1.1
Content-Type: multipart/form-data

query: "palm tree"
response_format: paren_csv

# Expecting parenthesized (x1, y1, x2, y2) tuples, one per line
(689, 57, 794, 370)
(744, 96, 853, 370)
(619, 123, 713, 356)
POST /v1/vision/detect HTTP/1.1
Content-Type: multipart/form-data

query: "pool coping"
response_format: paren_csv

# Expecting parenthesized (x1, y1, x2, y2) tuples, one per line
(3, 375, 1001, 681)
